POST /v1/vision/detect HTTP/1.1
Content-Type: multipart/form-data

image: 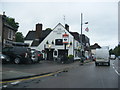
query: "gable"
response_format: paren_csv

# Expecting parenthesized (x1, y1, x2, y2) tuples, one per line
(52, 23, 73, 38)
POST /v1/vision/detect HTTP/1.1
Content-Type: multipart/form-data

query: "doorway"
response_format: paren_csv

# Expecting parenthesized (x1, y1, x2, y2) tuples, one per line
(45, 49, 54, 60)
(58, 49, 68, 57)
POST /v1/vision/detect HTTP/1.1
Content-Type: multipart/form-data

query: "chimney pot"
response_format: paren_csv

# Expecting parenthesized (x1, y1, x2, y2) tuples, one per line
(65, 24, 69, 31)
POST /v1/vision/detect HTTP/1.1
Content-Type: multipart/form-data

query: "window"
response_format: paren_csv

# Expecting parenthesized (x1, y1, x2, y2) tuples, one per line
(54, 51, 57, 56)
(75, 51, 78, 57)
(8, 29, 13, 40)
(55, 39, 63, 45)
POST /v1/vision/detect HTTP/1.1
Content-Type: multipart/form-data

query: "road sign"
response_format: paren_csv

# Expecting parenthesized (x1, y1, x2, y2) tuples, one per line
(62, 33, 69, 44)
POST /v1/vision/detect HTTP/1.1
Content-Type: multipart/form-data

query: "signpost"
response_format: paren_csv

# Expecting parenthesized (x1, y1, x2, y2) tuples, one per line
(62, 32, 69, 63)
(63, 32, 69, 50)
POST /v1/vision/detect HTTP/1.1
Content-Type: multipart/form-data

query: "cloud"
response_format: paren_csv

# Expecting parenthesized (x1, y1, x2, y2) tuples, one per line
(0, 2, 118, 49)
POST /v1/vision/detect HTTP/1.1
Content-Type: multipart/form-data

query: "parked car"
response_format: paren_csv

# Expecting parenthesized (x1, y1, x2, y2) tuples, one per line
(118, 56, 120, 60)
(0, 53, 10, 64)
(110, 54, 116, 60)
(2, 47, 32, 64)
(36, 51, 43, 61)
(31, 49, 39, 63)
(30, 49, 43, 63)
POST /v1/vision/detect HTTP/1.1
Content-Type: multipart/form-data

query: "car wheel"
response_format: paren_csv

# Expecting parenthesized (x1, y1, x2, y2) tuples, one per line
(14, 57, 21, 64)
(27, 59, 33, 64)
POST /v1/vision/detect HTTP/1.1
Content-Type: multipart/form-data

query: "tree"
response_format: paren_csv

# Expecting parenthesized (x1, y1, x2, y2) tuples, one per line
(3, 15, 19, 29)
(109, 49, 114, 55)
(109, 45, 120, 56)
(15, 32, 24, 42)
(45, 28, 52, 31)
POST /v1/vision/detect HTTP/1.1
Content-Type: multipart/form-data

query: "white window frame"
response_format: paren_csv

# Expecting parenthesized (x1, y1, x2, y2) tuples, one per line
(8, 29, 13, 40)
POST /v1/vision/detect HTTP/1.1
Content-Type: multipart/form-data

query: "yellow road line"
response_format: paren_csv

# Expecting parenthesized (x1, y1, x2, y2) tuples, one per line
(0, 70, 62, 84)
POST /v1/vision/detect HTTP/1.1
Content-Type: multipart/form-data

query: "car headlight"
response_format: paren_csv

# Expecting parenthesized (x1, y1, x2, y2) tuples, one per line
(1, 55, 5, 59)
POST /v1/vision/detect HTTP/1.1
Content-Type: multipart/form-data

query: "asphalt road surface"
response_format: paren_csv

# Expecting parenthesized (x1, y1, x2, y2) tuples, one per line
(2, 60, 119, 88)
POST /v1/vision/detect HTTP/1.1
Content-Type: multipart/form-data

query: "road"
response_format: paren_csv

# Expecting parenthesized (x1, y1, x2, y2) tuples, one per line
(2, 59, 119, 88)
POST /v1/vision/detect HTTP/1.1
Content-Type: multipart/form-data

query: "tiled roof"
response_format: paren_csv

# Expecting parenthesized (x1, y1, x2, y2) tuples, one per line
(24, 31, 36, 40)
(70, 32, 80, 42)
(90, 43, 101, 49)
(25, 30, 52, 46)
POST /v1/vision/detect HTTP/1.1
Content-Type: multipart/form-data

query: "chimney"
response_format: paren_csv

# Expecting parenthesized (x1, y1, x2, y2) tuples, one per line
(36, 23, 42, 40)
(65, 24, 69, 31)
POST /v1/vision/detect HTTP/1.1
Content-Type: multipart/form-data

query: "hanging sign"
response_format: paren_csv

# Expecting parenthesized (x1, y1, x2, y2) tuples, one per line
(62, 33, 69, 44)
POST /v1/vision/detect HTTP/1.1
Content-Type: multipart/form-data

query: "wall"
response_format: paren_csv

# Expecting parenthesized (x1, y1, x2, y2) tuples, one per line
(91, 49, 96, 55)
(24, 40, 33, 46)
(74, 40, 81, 60)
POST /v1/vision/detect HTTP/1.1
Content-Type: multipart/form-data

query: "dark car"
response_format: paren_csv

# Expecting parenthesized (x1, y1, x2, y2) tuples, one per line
(36, 51, 43, 61)
(0, 53, 10, 64)
(2, 47, 32, 64)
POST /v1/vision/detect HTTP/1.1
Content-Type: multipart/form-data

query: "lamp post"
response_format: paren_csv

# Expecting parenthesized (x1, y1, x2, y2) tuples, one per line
(81, 13, 83, 53)
(80, 13, 88, 58)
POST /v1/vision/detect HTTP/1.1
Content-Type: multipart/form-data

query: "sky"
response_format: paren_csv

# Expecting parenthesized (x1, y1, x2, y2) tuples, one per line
(0, 0, 119, 49)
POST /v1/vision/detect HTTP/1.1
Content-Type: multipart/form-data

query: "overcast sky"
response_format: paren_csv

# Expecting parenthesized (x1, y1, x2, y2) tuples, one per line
(0, 0, 119, 49)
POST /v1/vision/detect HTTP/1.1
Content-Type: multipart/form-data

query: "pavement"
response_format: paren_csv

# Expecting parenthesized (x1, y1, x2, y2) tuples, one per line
(1, 59, 92, 81)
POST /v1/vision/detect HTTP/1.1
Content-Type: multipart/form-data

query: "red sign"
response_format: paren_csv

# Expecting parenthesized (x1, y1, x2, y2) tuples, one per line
(63, 33, 69, 44)
(63, 33, 69, 37)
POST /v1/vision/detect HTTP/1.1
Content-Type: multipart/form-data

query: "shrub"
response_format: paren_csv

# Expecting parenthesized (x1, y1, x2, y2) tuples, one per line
(68, 55, 74, 58)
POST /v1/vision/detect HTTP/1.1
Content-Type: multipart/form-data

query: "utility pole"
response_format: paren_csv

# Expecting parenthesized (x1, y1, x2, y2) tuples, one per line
(80, 13, 83, 58)
(80, 13, 88, 62)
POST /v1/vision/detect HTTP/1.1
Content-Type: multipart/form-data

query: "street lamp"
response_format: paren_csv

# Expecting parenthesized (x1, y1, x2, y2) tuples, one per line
(80, 13, 88, 58)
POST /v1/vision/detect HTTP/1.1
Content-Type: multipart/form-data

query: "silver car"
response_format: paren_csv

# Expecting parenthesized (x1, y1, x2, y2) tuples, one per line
(31, 49, 39, 63)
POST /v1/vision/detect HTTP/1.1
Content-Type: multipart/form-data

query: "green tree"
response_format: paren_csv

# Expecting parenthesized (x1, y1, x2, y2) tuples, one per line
(110, 45, 120, 56)
(109, 49, 114, 55)
(45, 28, 52, 31)
(15, 32, 24, 42)
(117, 45, 120, 56)
(4, 15, 19, 29)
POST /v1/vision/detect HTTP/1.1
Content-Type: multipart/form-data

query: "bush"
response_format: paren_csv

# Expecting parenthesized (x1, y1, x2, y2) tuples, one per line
(68, 55, 74, 58)
(68, 55, 74, 63)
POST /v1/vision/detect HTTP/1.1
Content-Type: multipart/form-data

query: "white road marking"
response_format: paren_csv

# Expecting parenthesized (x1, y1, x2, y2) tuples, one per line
(11, 81, 21, 85)
(112, 61, 120, 76)
(2, 85, 7, 88)
(115, 69, 120, 76)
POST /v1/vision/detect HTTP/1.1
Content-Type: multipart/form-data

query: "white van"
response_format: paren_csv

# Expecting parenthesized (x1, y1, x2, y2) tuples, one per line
(95, 47, 110, 66)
